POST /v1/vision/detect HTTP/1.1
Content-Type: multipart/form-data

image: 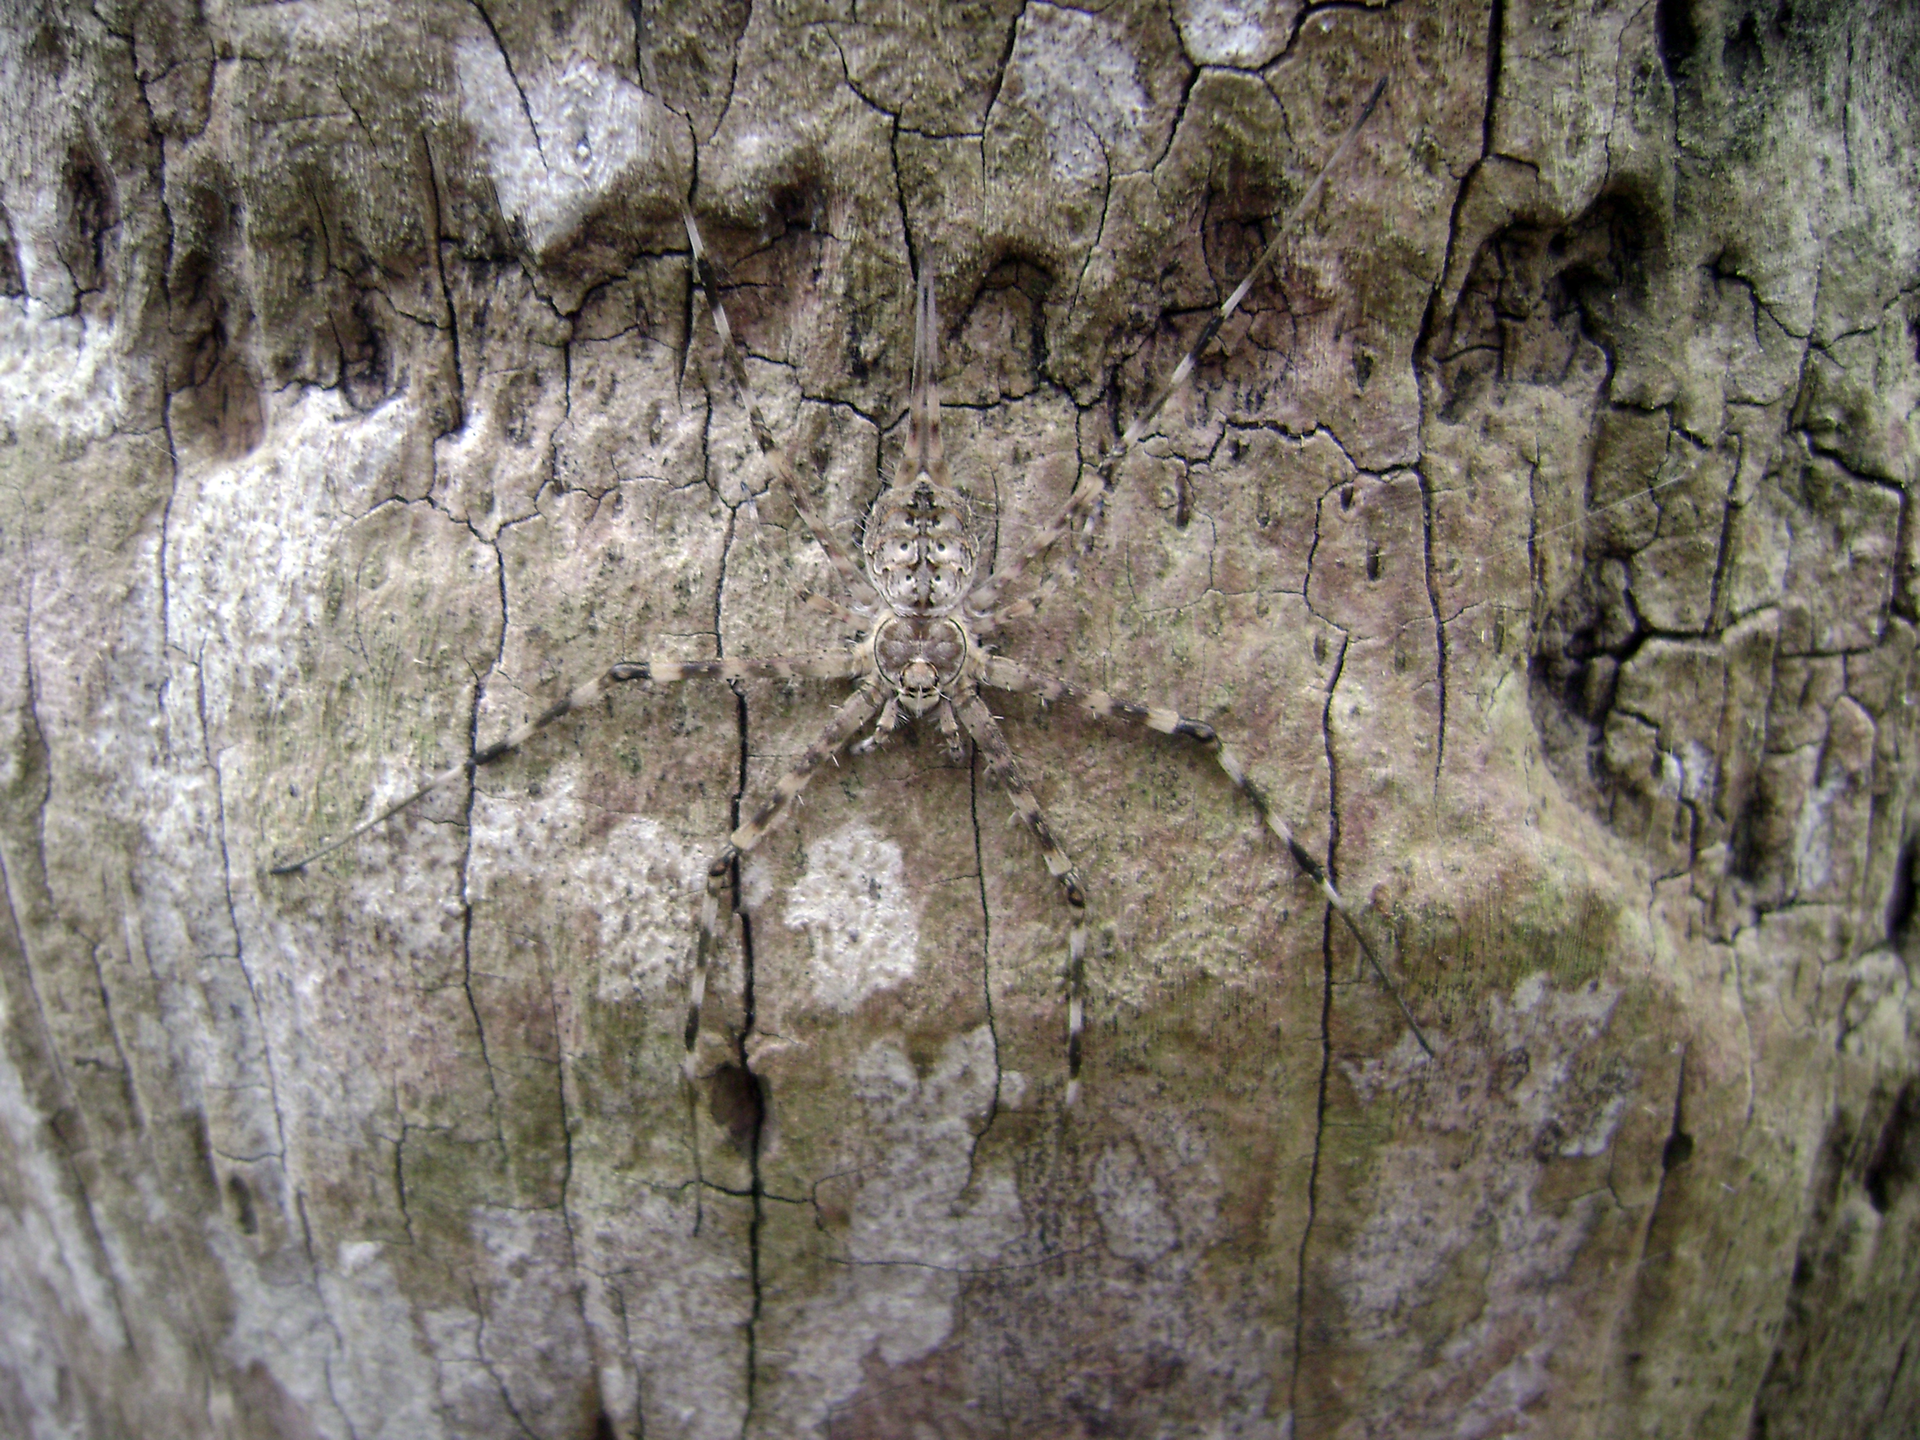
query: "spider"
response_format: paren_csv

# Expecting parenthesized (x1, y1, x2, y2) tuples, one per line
(271, 75, 1430, 1103)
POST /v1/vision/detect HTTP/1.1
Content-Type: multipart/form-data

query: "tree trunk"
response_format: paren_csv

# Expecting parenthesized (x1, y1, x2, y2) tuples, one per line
(2, 0, 1916, 1435)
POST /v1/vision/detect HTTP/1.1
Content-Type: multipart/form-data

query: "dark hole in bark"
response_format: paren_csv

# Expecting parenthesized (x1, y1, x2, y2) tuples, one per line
(62, 146, 114, 296)
(707, 1061, 765, 1152)
(1655, 0, 1701, 83)
(228, 1173, 259, 1235)
(1662, 1127, 1695, 1170)
(1887, 831, 1919, 949)
(1726, 793, 1764, 881)
(1864, 1080, 1918, 1214)
(336, 290, 393, 411)
(0, 206, 22, 298)
(1725, 9, 1766, 87)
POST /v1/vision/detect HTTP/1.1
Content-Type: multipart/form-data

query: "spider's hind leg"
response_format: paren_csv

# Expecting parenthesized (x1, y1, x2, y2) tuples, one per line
(979, 654, 1434, 1058)
(684, 677, 887, 1075)
(954, 692, 1092, 1106)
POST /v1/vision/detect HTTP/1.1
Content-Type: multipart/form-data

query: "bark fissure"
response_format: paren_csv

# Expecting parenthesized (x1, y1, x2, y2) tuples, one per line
(467, 0, 547, 169)
(1288, 902, 1337, 1428)
(713, 488, 769, 1432)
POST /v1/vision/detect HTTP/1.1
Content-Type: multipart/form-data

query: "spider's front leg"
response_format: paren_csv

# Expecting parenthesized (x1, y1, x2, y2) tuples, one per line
(965, 78, 1390, 631)
(980, 655, 1433, 1057)
(952, 692, 1093, 1105)
(851, 695, 966, 767)
(679, 208, 882, 624)
(688, 676, 887, 1070)
(850, 695, 902, 756)
(934, 698, 967, 768)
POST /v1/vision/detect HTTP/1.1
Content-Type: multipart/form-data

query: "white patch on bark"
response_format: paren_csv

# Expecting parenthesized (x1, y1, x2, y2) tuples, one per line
(781, 1026, 1020, 1427)
(740, 852, 776, 912)
(1174, 0, 1291, 67)
(421, 1209, 594, 1435)
(580, 1186, 751, 1439)
(995, 1068, 1032, 1112)
(1512, 970, 1549, 1014)
(465, 771, 704, 1004)
(312, 1247, 450, 1439)
(781, 822, 919, 1011)
(1558, 1089, 1633, 1158)
(1655, 739, 1719, 804)
(1335, 972, 1627, 1324)
(1002, 7, 1149, 184)
(1792, 697, 1875, 898)
(1837, 948, 1916, 1066)
(454, 45, 664, 254)
(211, 1224, 445, 1440)
(1490, 975, 1623, 1146)
(1453, 1344, 1553, 1438)
(0, 307, 121, 438)
(168, 390, 423, 655)
(1091, 1141, 1180, 1263)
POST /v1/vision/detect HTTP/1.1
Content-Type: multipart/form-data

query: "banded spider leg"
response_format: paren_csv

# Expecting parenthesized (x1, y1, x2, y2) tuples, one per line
(972, 660, 1434, 1100)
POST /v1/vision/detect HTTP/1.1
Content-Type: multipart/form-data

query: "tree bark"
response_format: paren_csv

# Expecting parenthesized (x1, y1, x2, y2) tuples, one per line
(1, 0, 1916, 1435)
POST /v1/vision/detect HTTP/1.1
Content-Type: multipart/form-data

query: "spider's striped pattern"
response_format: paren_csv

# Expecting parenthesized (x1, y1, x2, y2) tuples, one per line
(271, 76, 1429, 1102)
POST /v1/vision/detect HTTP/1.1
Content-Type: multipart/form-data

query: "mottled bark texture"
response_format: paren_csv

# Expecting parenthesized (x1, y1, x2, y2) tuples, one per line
(1, 0, 1916, 1435)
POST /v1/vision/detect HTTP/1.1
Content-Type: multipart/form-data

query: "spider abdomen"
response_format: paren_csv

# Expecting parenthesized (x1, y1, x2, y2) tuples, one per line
(864, 479, 978, 614)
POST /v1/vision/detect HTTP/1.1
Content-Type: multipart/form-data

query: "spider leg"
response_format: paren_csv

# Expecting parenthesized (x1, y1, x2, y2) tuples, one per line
(967, 77, 1388, 624)
(906, 265, 952, 487)
(953, 692, 1092, 1106)
(679, 209, 884, 617)
(269, 651, 865, 874)
(851, 695, 903, 756)
(737, 485, 867, 626)
(631, 46, 866, 624)
(981, 654, 1433, 1057)
(934, 697, 967, 767)
(850, 695, 967, 763)
(689, 676, 888, 1067)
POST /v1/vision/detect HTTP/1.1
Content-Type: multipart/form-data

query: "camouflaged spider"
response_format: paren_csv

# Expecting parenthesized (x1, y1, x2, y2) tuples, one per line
(271, 76, 1430, 1102)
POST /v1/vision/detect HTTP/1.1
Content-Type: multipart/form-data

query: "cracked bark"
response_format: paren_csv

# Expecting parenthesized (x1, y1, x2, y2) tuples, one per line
(2, 1, 1918, 1438)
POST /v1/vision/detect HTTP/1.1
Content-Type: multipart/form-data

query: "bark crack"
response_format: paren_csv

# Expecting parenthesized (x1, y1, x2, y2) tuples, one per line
(467, 0, 548, 169)
(713, 456, 769, 1435)
(457, 531, 513, 1168)
(1288, 901, 1336, 1425)
(422, 133, 468, 436)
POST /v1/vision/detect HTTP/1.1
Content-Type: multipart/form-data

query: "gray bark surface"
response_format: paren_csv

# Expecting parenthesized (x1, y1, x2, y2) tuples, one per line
(1, 0, 1917, 1435)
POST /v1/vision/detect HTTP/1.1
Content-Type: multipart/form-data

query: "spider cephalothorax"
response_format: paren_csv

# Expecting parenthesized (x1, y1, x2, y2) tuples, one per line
(271, 77, 1426, 1104)
(870, 616, 969, 717)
